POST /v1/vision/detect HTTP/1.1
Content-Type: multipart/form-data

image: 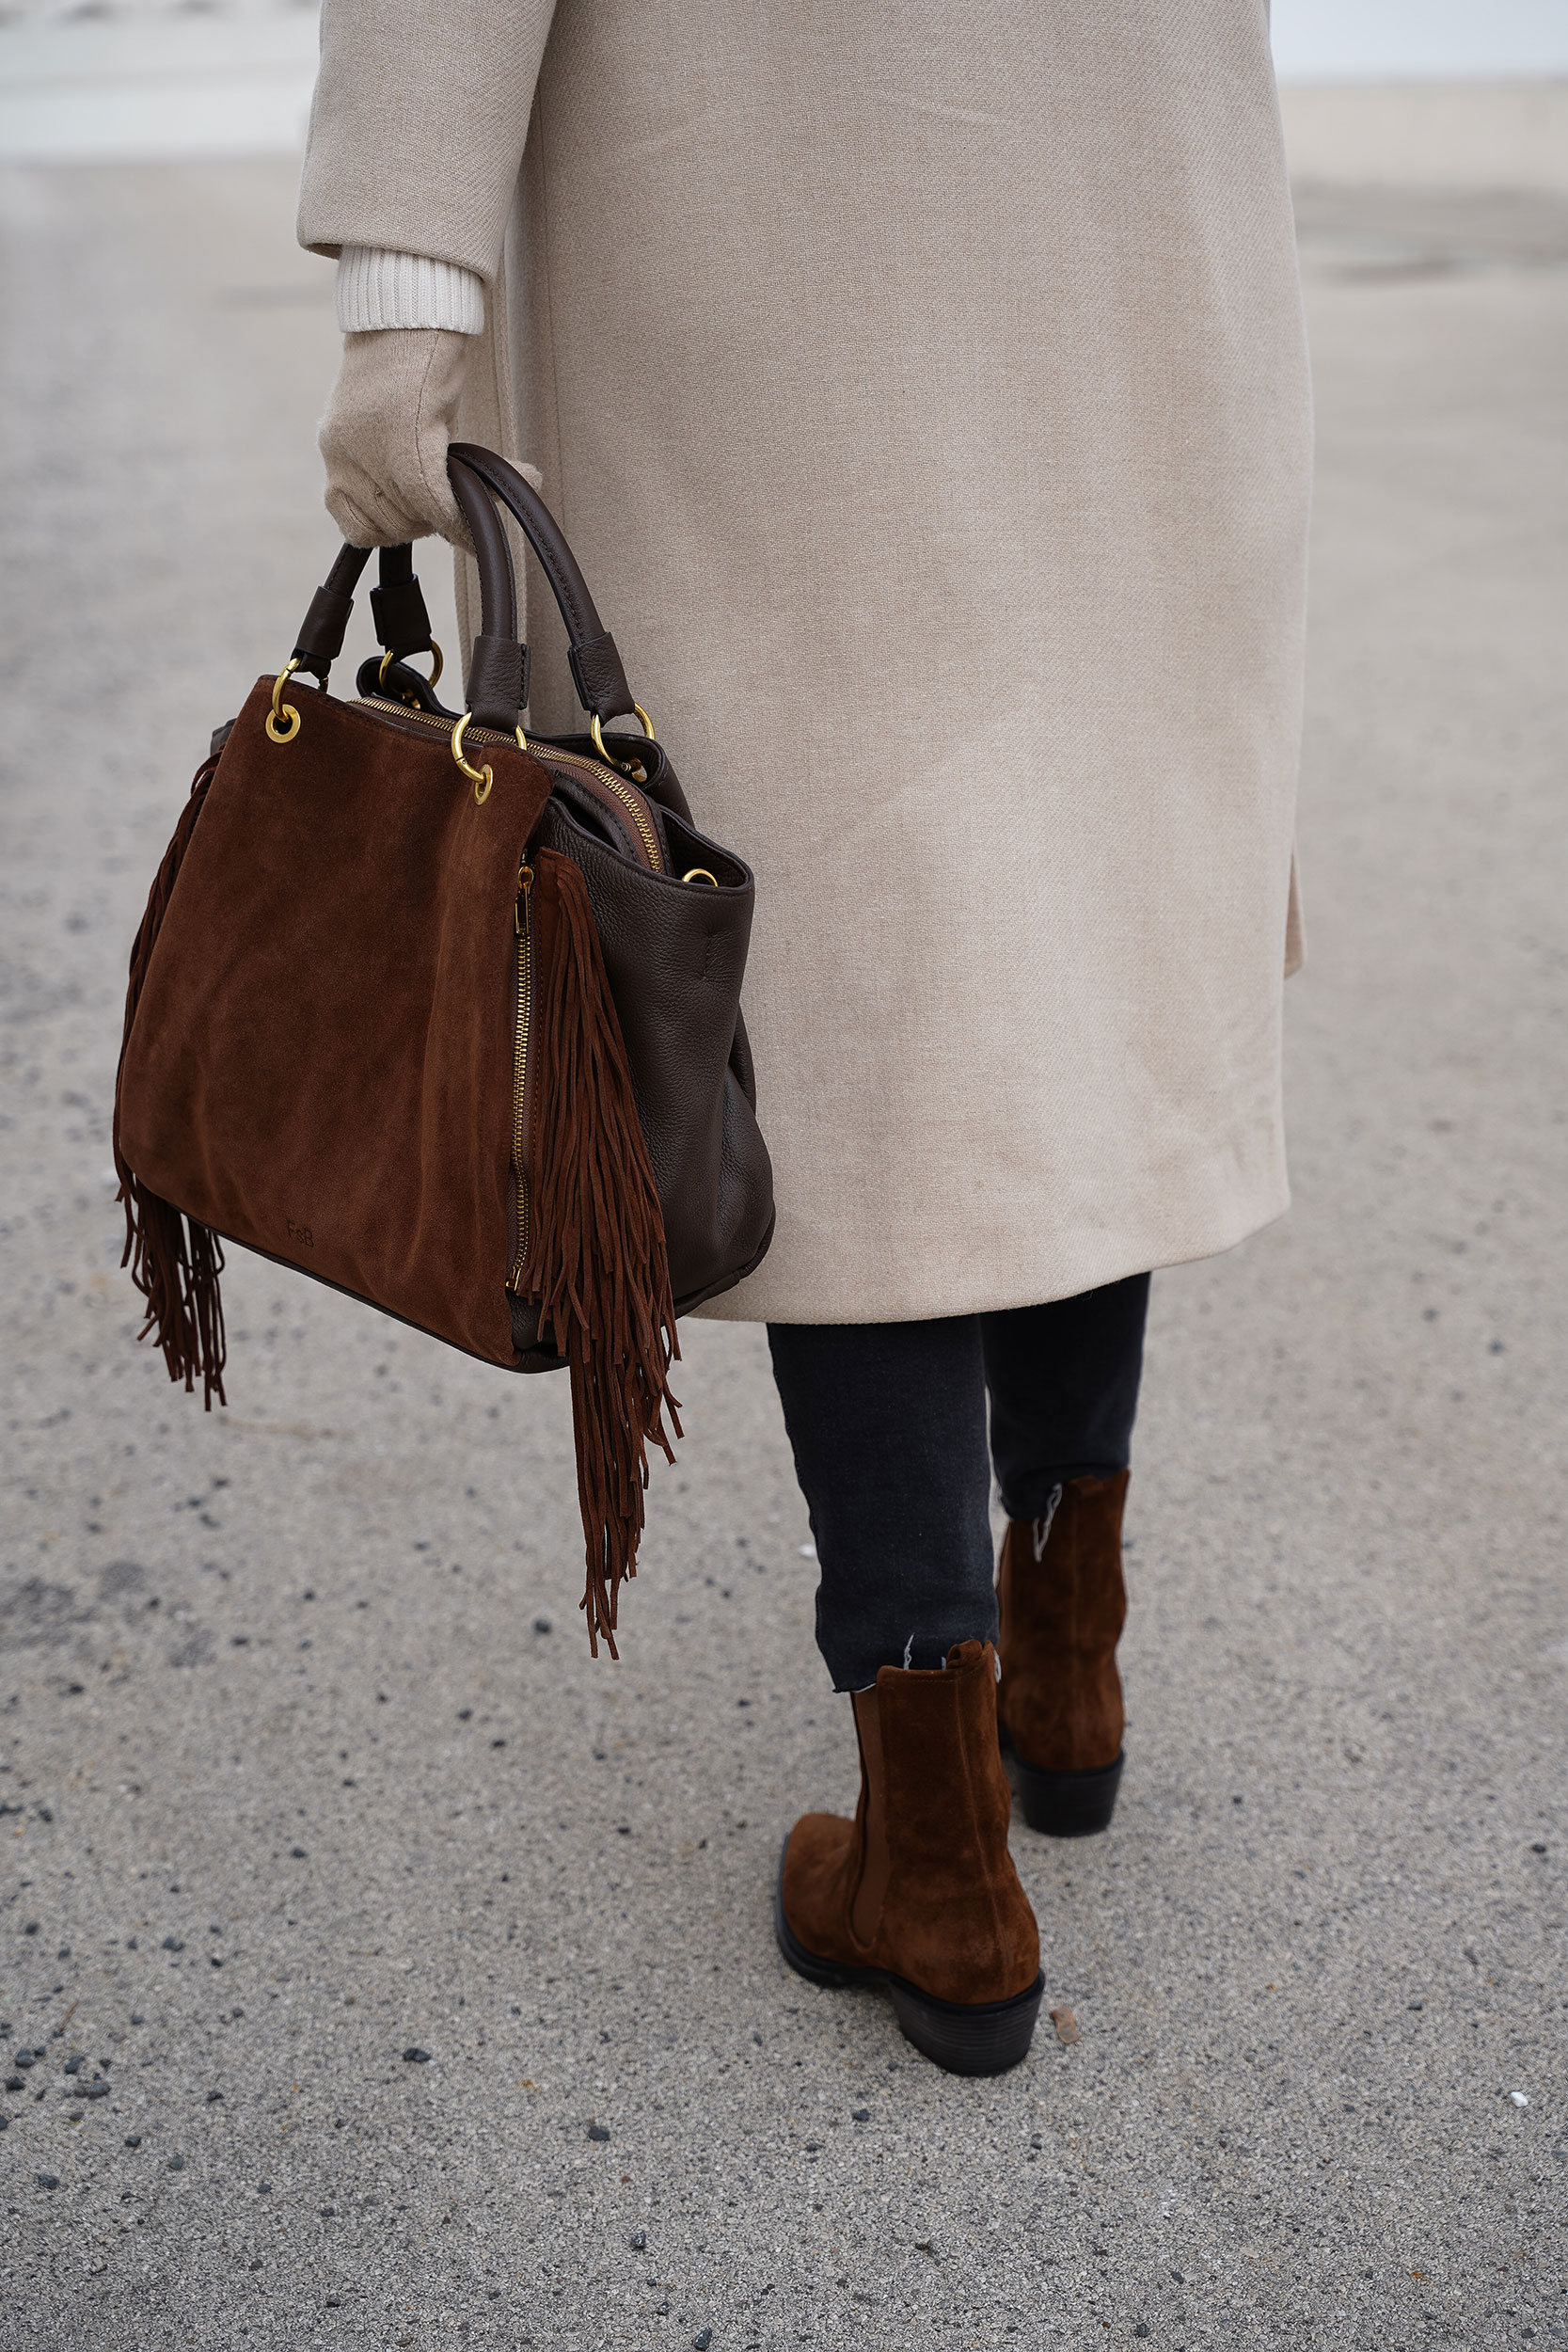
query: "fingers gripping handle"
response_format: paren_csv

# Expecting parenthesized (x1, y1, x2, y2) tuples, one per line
(447, 443, 639, 732)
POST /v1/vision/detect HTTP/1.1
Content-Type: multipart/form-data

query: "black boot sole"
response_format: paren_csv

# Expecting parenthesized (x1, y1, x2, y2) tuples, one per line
(1000, 1730, 1124, 1837)
(772, 1841, 1044, 2077)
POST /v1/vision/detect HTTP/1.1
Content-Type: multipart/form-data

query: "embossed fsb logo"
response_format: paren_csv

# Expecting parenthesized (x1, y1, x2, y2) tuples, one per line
(286, 1219, 314, 1248)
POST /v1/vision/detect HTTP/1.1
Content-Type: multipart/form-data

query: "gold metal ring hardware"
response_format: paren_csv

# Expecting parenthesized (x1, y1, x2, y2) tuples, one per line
(379, 640, 444, 691)
(265, 658, 303, 744)
(590, 704, 657, 775)
(451, 710, 494, 803)
(682, 867, 719, 887)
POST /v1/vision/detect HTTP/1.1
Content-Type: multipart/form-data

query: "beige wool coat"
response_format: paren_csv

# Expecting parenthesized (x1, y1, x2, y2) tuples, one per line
(299, 0, 1311, 1326)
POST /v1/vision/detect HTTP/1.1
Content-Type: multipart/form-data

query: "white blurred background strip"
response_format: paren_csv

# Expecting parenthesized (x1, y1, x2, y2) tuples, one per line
(0, 0, 1566, 169)
(0, 7, 319, 164)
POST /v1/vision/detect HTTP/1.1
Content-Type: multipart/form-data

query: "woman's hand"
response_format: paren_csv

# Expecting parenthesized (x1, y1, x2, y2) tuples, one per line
(318, 327, 473, 548)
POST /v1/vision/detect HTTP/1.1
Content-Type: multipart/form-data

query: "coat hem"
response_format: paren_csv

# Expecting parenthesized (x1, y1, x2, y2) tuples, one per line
(690, 1181, 1291, 1327)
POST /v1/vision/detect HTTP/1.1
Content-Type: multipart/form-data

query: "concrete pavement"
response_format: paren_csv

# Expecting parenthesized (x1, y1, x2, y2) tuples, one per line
(0, 158, 1564, 2350)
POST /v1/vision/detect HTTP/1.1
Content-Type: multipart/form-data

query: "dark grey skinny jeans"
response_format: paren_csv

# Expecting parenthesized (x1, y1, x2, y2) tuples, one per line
(767, 1275, 1150, 1691)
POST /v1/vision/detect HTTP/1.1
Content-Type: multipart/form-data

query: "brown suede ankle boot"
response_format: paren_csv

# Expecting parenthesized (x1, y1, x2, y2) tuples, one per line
(997, 1470, 1130, 1836)
(774, 1639, 1043, 2075)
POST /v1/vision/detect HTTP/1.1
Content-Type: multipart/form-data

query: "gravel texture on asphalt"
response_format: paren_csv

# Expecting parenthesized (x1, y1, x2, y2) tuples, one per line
(0, 160, 1564, 2351)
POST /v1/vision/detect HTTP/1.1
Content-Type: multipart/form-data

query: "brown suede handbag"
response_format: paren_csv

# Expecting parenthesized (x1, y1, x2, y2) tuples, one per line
(114, 444, 774, 1652)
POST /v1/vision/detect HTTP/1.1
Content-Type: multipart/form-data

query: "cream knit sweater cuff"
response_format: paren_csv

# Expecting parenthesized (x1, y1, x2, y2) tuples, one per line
(335, 246, 485, 336)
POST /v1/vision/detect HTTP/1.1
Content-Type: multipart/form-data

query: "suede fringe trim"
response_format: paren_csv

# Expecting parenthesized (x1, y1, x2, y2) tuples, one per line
(113, 756, 228, 1409)
(524, 852, 680, 1657)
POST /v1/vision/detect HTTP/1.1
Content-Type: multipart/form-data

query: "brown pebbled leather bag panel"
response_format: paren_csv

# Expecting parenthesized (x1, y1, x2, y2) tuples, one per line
(117, 676, 553, 1368)
(532, 796, 775, 1309)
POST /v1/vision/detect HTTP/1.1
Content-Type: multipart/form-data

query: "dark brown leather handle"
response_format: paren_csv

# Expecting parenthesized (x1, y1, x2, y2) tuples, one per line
(290, 543, 435, 687)
(447, 443, 639, 732)
(368, 543, 436, 668)
(446, 455, 526, 730)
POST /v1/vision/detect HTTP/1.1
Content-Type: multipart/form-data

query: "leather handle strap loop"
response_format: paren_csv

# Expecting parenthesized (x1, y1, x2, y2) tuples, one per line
(290, 544, 436, 687)
(292, 543, 371, 683)
(369, 541, 435, 664)
(467, 635, 531, 732)
(447, 443, 640, 727)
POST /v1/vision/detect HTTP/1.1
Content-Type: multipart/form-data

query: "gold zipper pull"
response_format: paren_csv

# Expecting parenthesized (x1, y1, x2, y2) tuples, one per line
(515, 862, 533, 932)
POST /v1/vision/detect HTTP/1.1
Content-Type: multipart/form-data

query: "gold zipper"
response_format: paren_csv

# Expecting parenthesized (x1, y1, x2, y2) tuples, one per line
(351, 699, 663, 870)
(506, 864, 533, 1292)
(537, 742, 661, 868)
